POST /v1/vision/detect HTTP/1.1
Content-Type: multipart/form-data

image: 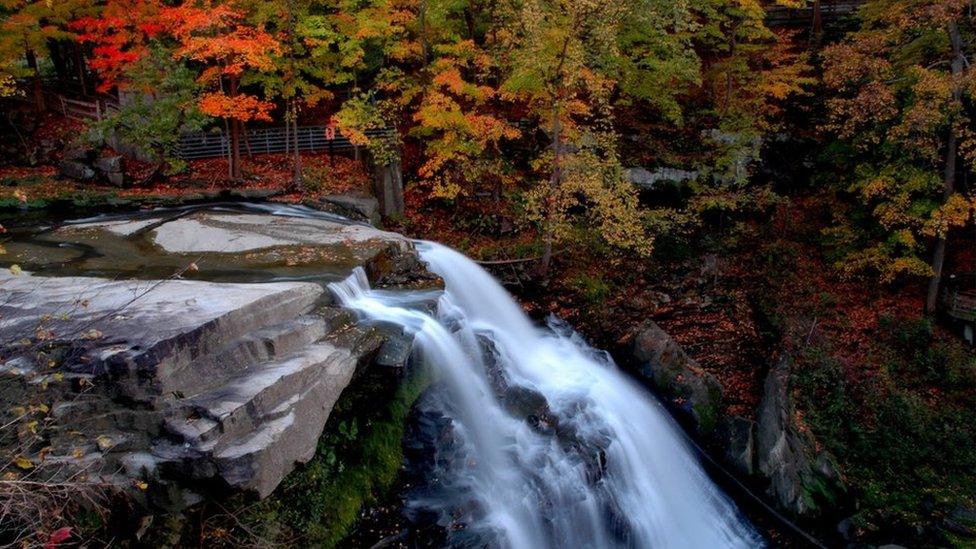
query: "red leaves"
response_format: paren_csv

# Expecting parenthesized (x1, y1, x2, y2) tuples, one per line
(44, 527, 72, 549)
(70, 1, 165, 91)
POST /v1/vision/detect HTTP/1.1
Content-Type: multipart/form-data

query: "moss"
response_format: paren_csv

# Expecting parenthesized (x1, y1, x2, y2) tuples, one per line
(792, 317, 976, 542)
(199, 362, 432, 548)
(566, 272, 611, 305)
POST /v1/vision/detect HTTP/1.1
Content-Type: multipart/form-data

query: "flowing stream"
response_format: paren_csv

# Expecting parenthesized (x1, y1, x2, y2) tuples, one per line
(330, 242, 764, 548)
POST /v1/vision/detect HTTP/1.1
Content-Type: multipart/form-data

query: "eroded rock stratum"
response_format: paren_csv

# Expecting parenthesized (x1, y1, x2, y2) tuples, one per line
(0, 207, 438, 508)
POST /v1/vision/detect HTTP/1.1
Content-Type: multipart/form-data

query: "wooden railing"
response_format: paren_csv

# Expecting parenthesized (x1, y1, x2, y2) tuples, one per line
(56, 95, 119, 122)
(176, 126, 395, 160)
(766, 0, 866, 27)
(942, 275, 976, 322)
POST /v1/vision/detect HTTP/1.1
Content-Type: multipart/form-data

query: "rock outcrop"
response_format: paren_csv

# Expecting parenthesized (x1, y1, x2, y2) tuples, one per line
(628, 320, 723, 435)
(0, 206, 438, 508)
(756, 354, 845, 517)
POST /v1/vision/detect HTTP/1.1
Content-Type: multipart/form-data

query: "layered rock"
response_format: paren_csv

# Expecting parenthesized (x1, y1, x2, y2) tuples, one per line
(0, 207, 438, 508)
(628, 320, 723, 435)
(757, 354, 845, 517)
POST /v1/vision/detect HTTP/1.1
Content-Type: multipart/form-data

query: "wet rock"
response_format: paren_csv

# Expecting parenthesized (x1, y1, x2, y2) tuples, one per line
(945, 504, 976, 537)
(366, 243, 443, 290)
(146, 211, 406, 254)
(0, 207, 432, 509)
(757, 354, 845, 518)
(374, 329, 413, 369)
(628, 320, 723, 435)
(720, 416, 756, 476)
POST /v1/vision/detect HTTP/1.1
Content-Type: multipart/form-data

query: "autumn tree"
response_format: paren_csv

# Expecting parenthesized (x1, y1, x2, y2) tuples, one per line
(335, 0, 520, 203)
(689, 0, 813, 213)
(498, 0, 698, 272)
(243, 0, 365, 187)
(822, 0, 976, 311)
(164, 1, 280, 180)
(0, 0, 93, 110)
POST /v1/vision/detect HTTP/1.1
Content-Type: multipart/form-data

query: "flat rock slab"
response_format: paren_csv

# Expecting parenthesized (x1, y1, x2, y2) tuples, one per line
(146, 212, 403, 254)
(10, 209, 412, 283)
(0, 271, 322, 387)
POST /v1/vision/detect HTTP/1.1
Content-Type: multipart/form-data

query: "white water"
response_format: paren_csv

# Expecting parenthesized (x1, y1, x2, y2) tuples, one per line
(330, 242, 763, 549)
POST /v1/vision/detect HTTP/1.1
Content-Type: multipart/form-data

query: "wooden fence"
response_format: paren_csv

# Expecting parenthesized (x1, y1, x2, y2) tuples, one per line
(176, 126, 395, 160)
(943, 275, 976, 323)
(766, 0, 865, 26)
(55, 94, 119, 122)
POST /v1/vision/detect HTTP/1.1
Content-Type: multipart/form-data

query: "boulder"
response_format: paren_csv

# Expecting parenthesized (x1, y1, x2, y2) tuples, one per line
(95, 154, 123, 174)
(64, 147, 95, 162)
(757, 354, 845, 518)
(59, 159, 96, 181)
(95, 155, 126, 187)
(318, 193, 381, 226)
(628, 320, 723, 435)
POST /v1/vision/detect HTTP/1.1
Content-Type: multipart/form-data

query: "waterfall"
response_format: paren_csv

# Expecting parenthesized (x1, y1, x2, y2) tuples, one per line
(329, 242, 764, 549)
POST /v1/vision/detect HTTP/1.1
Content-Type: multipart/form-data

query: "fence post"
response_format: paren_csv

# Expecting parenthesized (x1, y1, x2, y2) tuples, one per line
(60, 96, 67, 117)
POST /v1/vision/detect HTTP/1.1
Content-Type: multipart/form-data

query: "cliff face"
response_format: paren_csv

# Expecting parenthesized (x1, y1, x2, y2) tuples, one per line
(0, 207, 438, 509)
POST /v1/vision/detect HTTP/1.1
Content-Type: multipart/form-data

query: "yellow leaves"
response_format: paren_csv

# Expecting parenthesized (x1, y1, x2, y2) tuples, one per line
(134, 480, 149, 491)
(924, 192, 975, 237)
(9, 264, 22, 276)
(13, 455, 34, 470)
(96, 435, 115, 451)
(81, 329, 104, 340)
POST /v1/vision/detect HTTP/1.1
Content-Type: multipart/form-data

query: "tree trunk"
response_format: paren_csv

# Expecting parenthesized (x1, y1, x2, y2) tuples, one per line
(291, 101, 302, 188)
(925, 21, 965, 314)
(46, 39, 69, 86)
(228, 78, 243, 181)
(74, 43, 88, 96)
(230, 120, 242, 180)
(811, 0, 823, 39)
(539, 36, 573, 277)
(540, 109, 561, 276)
(25, 47, 44, 112)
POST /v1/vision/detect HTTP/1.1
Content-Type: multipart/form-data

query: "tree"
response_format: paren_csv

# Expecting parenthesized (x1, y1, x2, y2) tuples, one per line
(498, 0, 697, 272)
(0, 0, 92, 110)
(243, 0, 365, 188)
(70, 0, 164, 93)
(822, 0, 976, 312)
(689, 0, 813, 213)
(91, 44, 210, 175)
(164, 1, 280, 180)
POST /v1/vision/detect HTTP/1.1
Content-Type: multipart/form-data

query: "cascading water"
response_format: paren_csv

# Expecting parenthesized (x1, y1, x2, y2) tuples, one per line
(330, 242, 764, 548)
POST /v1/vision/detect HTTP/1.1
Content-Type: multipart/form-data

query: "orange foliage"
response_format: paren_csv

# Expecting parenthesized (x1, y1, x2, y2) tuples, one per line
(198, 92, 273, 122)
